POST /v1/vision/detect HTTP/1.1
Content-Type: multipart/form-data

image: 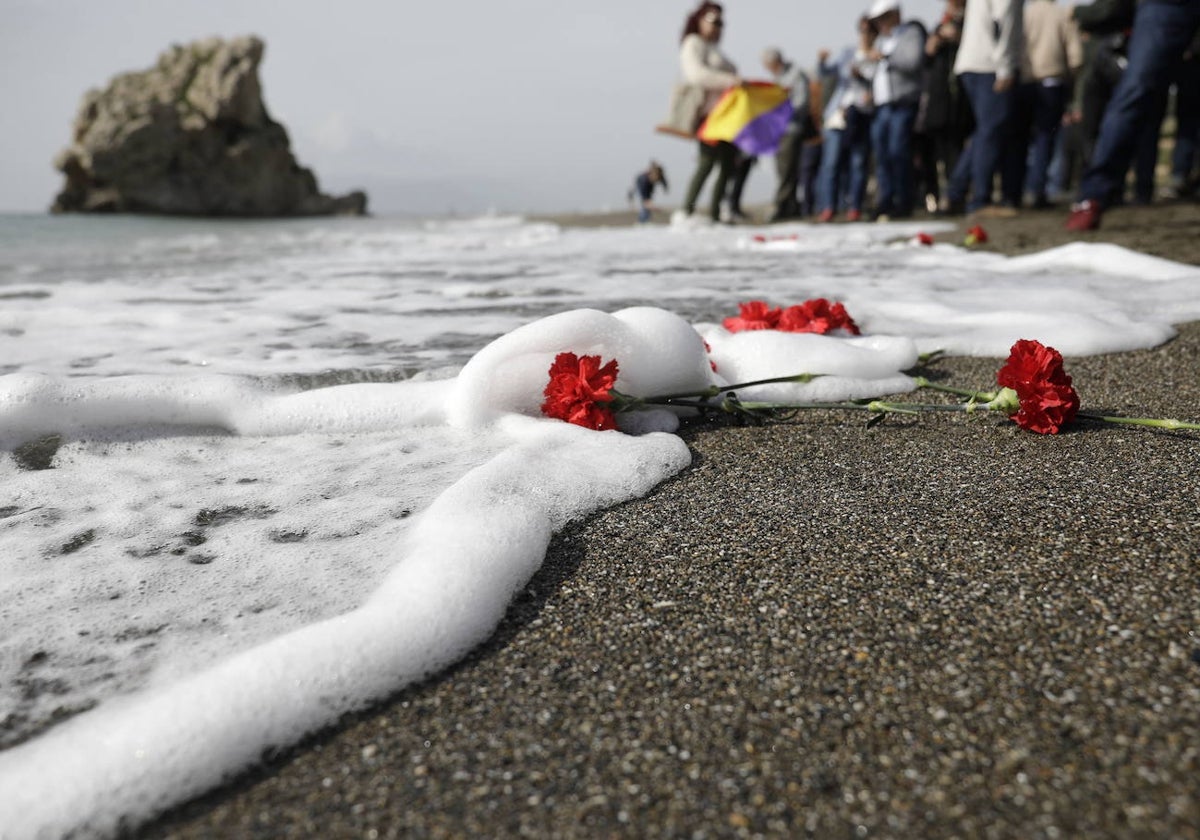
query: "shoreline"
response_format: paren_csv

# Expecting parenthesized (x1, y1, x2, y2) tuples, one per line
(132, 205, 1200, 838)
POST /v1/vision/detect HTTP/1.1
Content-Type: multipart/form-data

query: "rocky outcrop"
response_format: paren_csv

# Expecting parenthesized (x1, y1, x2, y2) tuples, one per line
(51, 36, 367, 217)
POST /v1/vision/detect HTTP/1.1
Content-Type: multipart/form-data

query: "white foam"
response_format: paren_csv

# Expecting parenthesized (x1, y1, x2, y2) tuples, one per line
(3, 215, 1200, 838)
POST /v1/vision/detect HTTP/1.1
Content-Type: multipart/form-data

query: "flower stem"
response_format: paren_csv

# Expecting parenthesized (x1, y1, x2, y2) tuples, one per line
(639, 371, 824, 403)
(911, 376, 996, 402)
(1077, 412, 1200, 431)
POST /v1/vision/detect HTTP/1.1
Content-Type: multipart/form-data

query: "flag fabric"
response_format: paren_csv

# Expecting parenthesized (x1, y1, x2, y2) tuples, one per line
(696, 81, 793, 156)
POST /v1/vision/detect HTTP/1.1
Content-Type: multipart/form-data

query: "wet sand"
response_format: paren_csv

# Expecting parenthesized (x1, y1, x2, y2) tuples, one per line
(143, 207, 1200, 839)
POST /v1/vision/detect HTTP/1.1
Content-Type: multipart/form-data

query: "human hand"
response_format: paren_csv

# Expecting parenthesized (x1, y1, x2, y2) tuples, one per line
(993, 75, 1014, 93)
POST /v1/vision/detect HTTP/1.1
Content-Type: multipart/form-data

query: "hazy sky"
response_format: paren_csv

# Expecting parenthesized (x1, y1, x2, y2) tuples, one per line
(4, 0, 977, 216)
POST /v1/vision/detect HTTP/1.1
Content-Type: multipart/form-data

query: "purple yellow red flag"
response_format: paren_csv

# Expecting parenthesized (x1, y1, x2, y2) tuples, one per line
(697, 81, 792, 155)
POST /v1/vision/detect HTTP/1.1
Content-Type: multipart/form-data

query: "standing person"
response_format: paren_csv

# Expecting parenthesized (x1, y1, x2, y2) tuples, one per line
(1066, 0, 1200, 231)
(862, 0, 927, 220)
(915, 0, 970, 214)
(1071, 0, 1136, 171)
(763, 47, 817, 221)
(945, 0, 1024, 217)
(1003, 0, 1083, 209)
(814, 17, 878, 222)
(628, 161, 668, 223)
(678, 2, 742, 223)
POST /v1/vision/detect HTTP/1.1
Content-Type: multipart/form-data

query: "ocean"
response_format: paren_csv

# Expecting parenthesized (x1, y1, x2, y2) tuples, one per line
(1, 211, 1198, 838)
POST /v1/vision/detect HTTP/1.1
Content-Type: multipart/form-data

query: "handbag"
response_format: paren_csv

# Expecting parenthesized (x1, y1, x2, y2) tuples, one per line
(656, 83, 707, 139)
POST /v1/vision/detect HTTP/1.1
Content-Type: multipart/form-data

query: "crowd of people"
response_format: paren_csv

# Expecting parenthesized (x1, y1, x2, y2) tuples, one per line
(653, 0, 1200, 232)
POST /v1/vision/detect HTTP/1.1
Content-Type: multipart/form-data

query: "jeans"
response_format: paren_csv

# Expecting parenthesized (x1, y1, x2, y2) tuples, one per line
(870, 101, 918, 216)
(1079, 0, 1200, 205)
(816, 107, 872, 214)
(948, 72, 1015, 211)
(1004, 82, 1067, 205)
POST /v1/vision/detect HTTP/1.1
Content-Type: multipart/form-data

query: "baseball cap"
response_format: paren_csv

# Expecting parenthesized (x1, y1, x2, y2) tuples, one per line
(867, 0, 900, 19)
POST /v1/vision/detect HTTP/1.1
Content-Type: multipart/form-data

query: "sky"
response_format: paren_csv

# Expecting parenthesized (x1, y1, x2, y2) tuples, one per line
(3, 0, 969, 217)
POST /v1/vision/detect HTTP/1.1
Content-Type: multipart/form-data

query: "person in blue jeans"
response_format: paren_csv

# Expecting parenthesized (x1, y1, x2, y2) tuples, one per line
(862, 0, 926, 219)
(814, 18, 877, 222)
(1067, 0, 1200, 230)
(1003, 0, 1083, 208)
(945, 0, 1023, 216)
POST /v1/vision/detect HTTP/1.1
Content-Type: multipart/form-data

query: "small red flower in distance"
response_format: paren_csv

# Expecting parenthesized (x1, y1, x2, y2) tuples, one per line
(915, 232, 934, 246)
(778, 298, 862, 335)
(541, 352, 620, 430)
(722, 300, 782, 332)
(996, 339, 1080, 434)
(964, 224, 988, 245)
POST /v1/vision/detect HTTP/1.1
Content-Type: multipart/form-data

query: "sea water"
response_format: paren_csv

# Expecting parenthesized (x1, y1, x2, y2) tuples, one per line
(1, 212, 1198, 839)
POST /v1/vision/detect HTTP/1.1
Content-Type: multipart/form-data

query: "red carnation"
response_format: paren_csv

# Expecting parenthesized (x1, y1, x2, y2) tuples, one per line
(777, 298, 861, 335)
(541, 352, 620, 430)
(914, 232, 934, 246)
(722, 300, 782, 332)
(995, 339, 1080, 434)
(965, 224, 989, 245)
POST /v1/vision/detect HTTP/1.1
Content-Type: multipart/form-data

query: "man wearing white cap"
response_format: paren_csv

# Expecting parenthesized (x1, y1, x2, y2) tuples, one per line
(861, 0, 926, 219)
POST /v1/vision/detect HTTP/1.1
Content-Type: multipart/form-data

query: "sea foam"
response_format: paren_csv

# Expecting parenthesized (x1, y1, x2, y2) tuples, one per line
(3, 216, 1200, 838)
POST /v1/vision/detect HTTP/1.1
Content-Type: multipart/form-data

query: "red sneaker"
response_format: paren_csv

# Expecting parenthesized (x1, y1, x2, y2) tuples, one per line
(1065, 199, 1102, 231)
(845, 209, 862, 222)
(816, 208, 835, 223)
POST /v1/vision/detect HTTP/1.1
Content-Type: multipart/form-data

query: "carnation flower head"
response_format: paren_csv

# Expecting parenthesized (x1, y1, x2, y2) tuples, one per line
(541, 352, 620, 430)
(777, 298, 861, 335)
(724, 299, 859, 335)
(995, 339, 1080, 434)
(722, 300, 782, 332)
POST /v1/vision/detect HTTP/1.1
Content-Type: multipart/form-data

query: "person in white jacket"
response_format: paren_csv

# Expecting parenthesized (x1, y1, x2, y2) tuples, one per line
(945, 0, 1025, 216)
(678, 2, 743, 222)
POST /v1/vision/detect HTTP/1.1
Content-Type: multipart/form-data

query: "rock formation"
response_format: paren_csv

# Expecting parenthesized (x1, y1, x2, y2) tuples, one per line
(51, 36, 367, 217)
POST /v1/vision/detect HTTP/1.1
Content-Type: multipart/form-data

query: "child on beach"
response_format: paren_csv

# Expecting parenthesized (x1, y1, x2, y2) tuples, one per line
(629, 161, 669, 223)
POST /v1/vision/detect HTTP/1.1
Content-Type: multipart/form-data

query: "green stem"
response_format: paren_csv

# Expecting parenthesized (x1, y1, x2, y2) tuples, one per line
(1077, 412, 1200, 431)
(637, 371, 824, 403)
(911, 376, 996, 402)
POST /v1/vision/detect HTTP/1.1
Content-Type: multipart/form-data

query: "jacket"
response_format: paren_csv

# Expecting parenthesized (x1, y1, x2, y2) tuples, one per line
(865, 21, 927, 106)
(679, 33, 738, 115)
(953, 0, 1024, 80)
(819, 46, 875, 126)
(1021, 0, 1084, 82)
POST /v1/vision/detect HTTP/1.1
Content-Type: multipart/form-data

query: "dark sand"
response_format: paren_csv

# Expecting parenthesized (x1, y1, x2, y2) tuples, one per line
(143, 207, 1200, 839)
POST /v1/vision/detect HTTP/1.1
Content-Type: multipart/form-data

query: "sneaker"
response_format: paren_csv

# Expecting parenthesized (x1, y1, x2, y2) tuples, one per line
(925, 193, 939, 214)
(816, 208, 835, 223)
(1064, 199, 1102, 232)
(845, 209, 862, 222)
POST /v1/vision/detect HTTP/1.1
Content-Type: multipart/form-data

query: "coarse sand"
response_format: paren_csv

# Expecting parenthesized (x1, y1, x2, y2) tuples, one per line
(141, 205, 1200, 840)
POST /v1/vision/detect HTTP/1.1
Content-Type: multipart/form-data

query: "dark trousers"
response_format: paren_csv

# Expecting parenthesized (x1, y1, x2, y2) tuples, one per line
(1172, 54, 1200, 189)
(772, 130, 802, 219)
(1080, 0, 1200, 205)
(949, 72, 1016, 211)
(1004, 82, 1068, 206)
(683, 140, 737, 220)
(799, 142, 822, 216)
(870, 101, 919, 216)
